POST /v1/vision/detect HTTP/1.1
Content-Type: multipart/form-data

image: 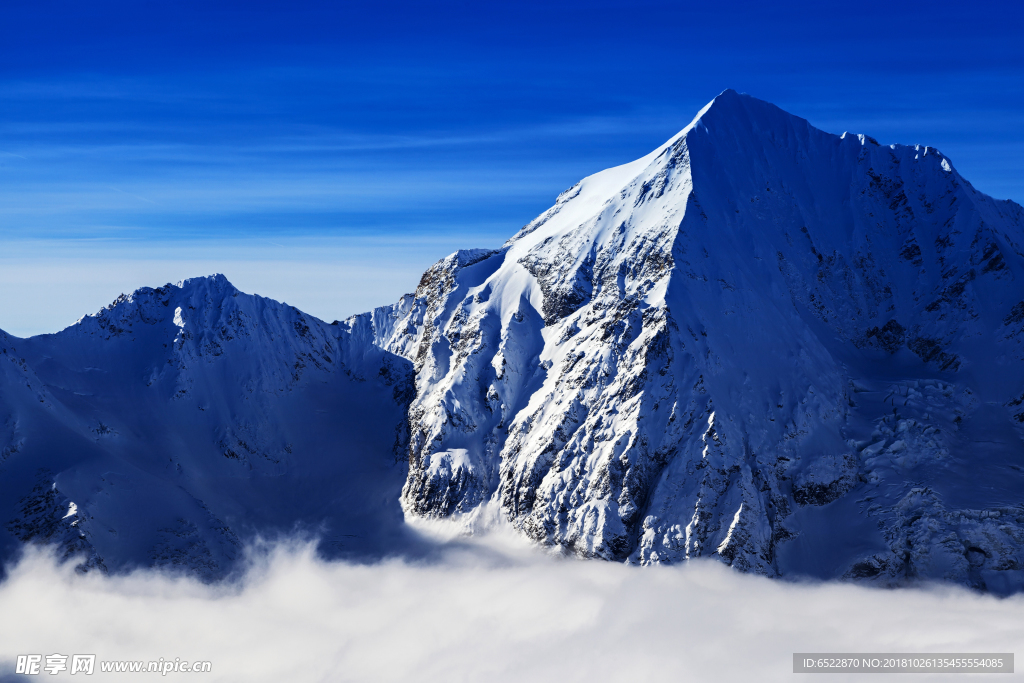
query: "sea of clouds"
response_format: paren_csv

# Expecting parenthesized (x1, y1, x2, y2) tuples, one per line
(0, 526, 1020, 682)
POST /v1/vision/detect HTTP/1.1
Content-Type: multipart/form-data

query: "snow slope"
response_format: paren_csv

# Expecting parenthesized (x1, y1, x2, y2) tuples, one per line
(369, 90, 1024, 592)
(3, 90, 1024, 592)
(0, 275, 416, 578)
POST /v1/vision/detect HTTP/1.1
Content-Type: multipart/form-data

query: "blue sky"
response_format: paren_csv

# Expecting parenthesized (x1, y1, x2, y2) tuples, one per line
(1, 0, 1022, 336)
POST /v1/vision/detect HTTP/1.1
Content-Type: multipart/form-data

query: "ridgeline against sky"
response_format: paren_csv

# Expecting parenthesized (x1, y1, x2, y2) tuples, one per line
(3, 92, 1023, 592)
(0, 0, 1021, 335)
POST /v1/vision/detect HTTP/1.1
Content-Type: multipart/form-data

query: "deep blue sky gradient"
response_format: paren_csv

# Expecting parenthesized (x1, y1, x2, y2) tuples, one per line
(1, 0, 1022, 333)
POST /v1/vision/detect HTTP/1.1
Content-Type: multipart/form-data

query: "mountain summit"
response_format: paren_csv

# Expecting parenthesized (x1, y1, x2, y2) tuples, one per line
(367, 90, 1024, 591)
(3, 91, 1023, 591)
(1, 275, 416, 578)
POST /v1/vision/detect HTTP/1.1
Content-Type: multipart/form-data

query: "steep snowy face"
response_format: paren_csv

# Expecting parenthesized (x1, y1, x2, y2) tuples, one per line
(382, 131, 695, 549)
(0, 275, 414, 578)
(384, 90, 1024, 590)
(4, 91, 1022, 591)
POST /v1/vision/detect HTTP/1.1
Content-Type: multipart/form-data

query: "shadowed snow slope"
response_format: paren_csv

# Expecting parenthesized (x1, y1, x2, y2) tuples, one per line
(3, 91, 1024, 592)
(0, 275, 417, 579)
(365, 90, 1024, 593)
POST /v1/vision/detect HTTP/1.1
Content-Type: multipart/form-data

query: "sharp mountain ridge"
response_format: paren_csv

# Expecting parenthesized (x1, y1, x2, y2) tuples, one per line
(3, 90, 1024, 591)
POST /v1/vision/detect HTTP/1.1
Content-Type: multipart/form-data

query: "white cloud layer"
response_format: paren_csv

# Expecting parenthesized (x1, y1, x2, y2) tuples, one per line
(0, 529, 1020, 683)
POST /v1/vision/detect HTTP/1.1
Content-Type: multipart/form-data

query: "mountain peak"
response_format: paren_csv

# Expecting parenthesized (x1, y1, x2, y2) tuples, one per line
(388, 91, 1024, 588)
(53, 274, 245, 340)
(688, 90, 965, 181)
(97, 273, 238, 317)
(702, 87, 745, 112)
(686, 89, 813, 140)
(175, 273, 236, 294)
(670, 89, 800, 141)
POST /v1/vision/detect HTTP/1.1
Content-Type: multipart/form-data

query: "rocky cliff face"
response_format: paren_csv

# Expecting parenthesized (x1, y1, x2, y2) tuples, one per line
(370, 90, 1024, 592)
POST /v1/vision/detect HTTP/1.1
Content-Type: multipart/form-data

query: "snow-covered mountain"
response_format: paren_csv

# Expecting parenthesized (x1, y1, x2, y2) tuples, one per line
(0, 275, 416, 579)
(366, 90, 1024, 592)
(3, 90, 1024, 592)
